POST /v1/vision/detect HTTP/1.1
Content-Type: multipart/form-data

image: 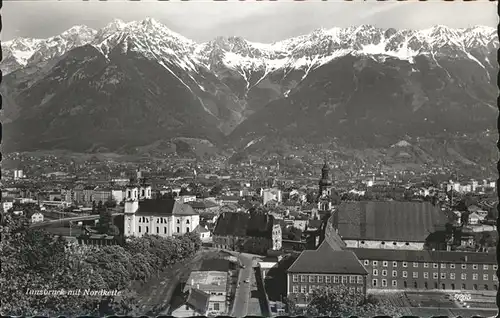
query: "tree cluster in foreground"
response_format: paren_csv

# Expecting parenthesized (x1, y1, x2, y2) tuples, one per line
(0, 212, 202, 316)
(286, 285, 405, 318)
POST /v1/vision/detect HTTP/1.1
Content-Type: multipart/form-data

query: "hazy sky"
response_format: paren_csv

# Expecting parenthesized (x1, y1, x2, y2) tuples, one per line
(2, 0, 498, 43)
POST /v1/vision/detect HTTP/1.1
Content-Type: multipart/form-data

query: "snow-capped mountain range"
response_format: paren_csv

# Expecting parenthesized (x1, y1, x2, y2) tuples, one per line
(1, 18, 498, 154)
(2, 18, 497, 76)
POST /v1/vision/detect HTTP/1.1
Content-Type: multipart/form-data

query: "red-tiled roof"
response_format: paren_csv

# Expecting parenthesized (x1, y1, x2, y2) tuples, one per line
(336, 201, 447, 242)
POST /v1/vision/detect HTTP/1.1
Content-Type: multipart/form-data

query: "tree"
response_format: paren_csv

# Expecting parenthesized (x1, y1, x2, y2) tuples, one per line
(289, 285, 405, 317)
(98, 208, 113, 235)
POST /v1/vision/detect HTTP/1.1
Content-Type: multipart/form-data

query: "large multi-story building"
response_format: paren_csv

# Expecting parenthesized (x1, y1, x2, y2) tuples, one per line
(287, 240, 368, 306)
(123, 183, 200, 238)
(213, 212, 282, 255)
(352, 248, 498, 291)
(332, 201, 448, 250)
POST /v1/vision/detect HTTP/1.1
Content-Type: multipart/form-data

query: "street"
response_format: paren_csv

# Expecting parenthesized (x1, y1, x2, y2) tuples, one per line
(231, 253, 263, 317)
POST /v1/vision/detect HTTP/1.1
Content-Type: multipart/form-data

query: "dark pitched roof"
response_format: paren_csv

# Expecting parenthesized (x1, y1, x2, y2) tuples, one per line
(336, 201, 447, 242)
(137, 199, 198, 216)
(350, 248, 496, 264)
(213, 212, 274, 238)
(288, 247, 367, 275)
(186, 288, 209, 314)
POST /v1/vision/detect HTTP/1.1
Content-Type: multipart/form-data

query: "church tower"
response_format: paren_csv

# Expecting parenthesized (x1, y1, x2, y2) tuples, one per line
(317, 160, 334, 211)
(124, 179, 139, 237)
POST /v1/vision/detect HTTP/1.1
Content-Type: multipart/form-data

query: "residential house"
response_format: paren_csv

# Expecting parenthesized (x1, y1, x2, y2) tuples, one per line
(31, 212, 44, 223)
(194, 225, 212, 242)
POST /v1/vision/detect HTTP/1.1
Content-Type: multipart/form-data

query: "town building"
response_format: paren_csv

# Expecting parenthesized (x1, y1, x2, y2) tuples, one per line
(262, 188, 282, 205)
(212, 212, 282, 255)
(332, 201, 448, 250)
(353, 248, 498, 291)
(287, 240, 368, 306)
(123, 182, 200, 238)
(317, 161, 335, 212)
(183, 271, 228, 315)
(171, 288, 210, 317)
(31, 212, 44, 223)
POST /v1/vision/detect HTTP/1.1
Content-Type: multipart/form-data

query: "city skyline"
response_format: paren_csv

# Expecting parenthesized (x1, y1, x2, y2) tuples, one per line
(2, 1, 497, 43)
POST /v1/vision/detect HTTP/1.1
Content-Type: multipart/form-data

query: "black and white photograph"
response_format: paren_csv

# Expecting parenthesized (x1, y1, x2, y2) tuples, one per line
(0, 0, 499, 316)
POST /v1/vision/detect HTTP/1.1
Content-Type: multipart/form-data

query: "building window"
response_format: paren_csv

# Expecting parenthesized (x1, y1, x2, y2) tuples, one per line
(364, 260, 369, 266)
(462, 283, 466, 289)
(473, 274, 478, 280)
(177, 227, 180, 233)
(484, 274, 489, 281)
(462, 264, 467, 270)
(309, 276, 316, 283)
(156, 227, 159, 233)
(392, 280, 397, 287)
(450, 264, 455, 269)
(318, 276, 324, 283)
(213, 303, 220, 311)
(392, 271, 397, 277)
(484, 265, 489, 270)
(373, 261, 378, 266)
(383, 261, 388, 267)
(164, 228, 167, 234)
(382, 270, 387, 277)
(402, 271, 407, 278)
(334, 276, 339, 283)
(301, 286, 307, 293)
(413, 262, 419, 268)
(186, 219, 190, 224)
(425, 282, 428, 289)
(424, 263, 429, 268)
(451, 283, 455, 290)
(357, 276, 363, 284)
(403, 262, 408, 268)
(393, 261, 398, 267)
(301, 275, 306, 282)
(414, 281, 418, 288)
(326, 276, 331, 283)
(177, 219, 180, 224)
(450, 273, 455, 279)
(404, 281, 408, 288)
(494, 275, 498, 282)
(433, 273, 438, 279)
(372, 279, 378, 287)
(473, 284, 478, 290)
(293, 275, 298, 282)
(433, 263, 439, 269)
(309, 285, 314, 293)
(494, 265, 498, 270)
(424, 272, 429, 279)
(342, 276, 348, 284)
(186, 227, 190, 233)
(146, 226, 149, 233)
(440, 273, 446, 279)
(138, 226, 141, 233)
(461, 273, 467, 280)
(350, 276, 356, 283)
(413, 272, 418, 279)
(441, 264, 446, 269)
(473, 264, 478, 270)
(382, 279, 387, 287)
(373, 269, 378, 276)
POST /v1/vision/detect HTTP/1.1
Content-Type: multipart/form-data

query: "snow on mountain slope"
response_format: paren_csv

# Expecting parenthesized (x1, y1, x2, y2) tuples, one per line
(3, 19, 496, 77)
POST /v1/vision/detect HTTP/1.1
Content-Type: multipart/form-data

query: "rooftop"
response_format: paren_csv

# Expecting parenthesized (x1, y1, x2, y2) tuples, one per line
(184, 271, 227, 293)
(350, 248, 496, 264)
(336, 201, 448, 242)
(288, 241, 367, 275)
(213, 212, 275, 238)
(137, 199, 198, 216)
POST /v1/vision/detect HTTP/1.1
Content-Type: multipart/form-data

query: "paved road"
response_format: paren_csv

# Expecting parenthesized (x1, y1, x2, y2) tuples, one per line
(231, 253, 257, 318)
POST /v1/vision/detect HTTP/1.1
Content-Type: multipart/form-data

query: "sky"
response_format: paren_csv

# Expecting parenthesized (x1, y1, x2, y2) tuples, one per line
(2, 0, 498, 43)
